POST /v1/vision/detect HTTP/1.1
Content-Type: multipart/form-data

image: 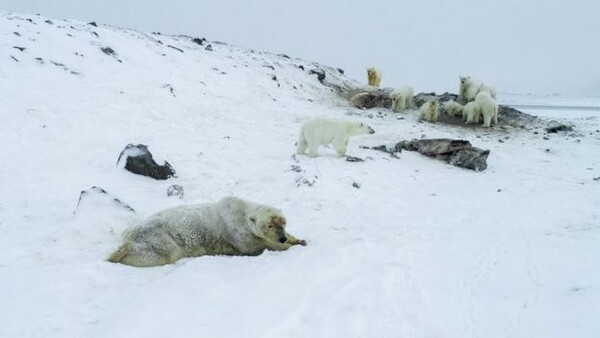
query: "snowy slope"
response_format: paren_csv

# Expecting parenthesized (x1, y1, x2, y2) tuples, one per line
(1, 11, 600, 338)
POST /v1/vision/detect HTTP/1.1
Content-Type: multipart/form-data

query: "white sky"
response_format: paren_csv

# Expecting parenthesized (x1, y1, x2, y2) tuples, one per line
(2, 0, 599, 96)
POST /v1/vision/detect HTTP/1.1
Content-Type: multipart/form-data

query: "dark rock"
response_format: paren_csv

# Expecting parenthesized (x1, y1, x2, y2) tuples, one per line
(593, 177, 600, 181)
(13, 46, 26, 52)
(91, 31, 99, 37)
(167, 45, 184, 53)
(361, 144, 400, 158)
(87, 21, 98, 27)
(10, 56, 19, 62)
(546, 121, 574, 133)
(167, 185, 184, 199)
(271, 75, 277, 81)
(398, 138, 489, 171)
(336, 68, 345, 75)
(345, 156, 364, 162)
(205, 44, 213, 51)
(309, 69, 326, 83)
(279, 54, 291, 59)
(13, 32, 21, 36)
(74, 186, 135, 214)
(297, 65, 305, 71)
(100, 47, 116, 56)
(191, 37, 206, 45)
(45, 19, 53, 25)
(352, 181, 361, 189)
(117, 144, 176, 180)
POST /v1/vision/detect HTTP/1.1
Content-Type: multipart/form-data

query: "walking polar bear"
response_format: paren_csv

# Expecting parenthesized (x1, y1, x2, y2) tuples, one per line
(458, 76, 497, 103)
(296, 117, 375, 157)
(418, 100, 439, 123)
(107, 196, 306, 267)
(463, 101, 482, 124)
(367, 67, 381, 87)
(391, 86, 414, 112)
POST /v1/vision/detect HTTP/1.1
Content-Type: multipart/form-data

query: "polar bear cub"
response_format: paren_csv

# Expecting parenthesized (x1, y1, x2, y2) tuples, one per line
(107, 196, 306, 267)
(463, 101, 482, 124)
(296, 117, 375, 157)
(391, 86, 415, 112)
(444, 100, 464, 117)
(418, 100, 439, 123)
(475, 91, 499, 127)
(367, 67, 381, 87)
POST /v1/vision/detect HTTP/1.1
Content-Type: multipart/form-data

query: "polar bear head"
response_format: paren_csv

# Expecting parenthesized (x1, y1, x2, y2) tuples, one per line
(460, 76, 470, 85)
(248, 207, 288, 244)
(345, 121, 375, 136)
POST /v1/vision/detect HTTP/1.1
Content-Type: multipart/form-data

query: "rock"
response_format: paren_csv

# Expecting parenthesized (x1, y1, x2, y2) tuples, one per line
(74, 186, 135, 214)
(44, 19, 53, 25)
(87, 21, 98, 27)
(345, 156, 364, 162)
(546, 121, 574, 133)
(167, 45, 184, 53)
(397, 138, 489, 171)
(101, 47, 116, 56)
(167, 185, 184, 199)
(116, 144, 176, 180)
(191, 37, 206, 45)
(205, 44, 213, 51)
(309, 69, 326, 84)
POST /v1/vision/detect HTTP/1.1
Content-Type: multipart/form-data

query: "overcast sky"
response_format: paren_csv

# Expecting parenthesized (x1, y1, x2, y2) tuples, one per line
(2, 0, 599, 97)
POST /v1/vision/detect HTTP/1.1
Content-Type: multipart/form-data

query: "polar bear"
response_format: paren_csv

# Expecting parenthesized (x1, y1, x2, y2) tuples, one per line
(418, 100, 439, 123)
(391, 86, 414, 112)
(367, 67, 381, 87)
(444, 100, 464, 117)
(296, 117, 375, 157)
(479, 84, 497, 99)
(475, 91, 499, 127)
(107, 196, 306, 267)
(459, 76, 497, 103)
(463, 101, 482, 124)
(458, 76, 482, 103)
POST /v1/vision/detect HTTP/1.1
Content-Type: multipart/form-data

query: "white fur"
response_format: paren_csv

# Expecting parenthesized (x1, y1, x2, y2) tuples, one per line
(459, 76, 497, 102)
(463, 101, 482, 124)
(418, 100, 439, 123)
(107, 196, 305, 267)
(475, 91, 498, 127)
(367, 67, 381, 87)
(296, 117, 375, 157)
(444, 100, 464, 117)
(391, 86, 414, 112)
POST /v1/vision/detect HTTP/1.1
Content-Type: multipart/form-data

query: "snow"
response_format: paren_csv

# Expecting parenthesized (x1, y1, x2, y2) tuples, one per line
(1, 11, 600, 338)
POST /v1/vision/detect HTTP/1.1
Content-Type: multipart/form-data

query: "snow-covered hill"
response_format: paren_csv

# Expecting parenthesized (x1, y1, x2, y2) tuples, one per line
(1, 11, 600, 338)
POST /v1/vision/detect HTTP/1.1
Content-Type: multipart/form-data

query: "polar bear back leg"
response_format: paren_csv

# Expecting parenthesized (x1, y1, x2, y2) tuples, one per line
(108, 234, 184, 267)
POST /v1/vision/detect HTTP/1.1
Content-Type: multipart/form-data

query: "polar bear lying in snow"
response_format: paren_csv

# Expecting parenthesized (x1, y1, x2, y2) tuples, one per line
(296, 117, 375, 157)
(107, 196, 306, 267)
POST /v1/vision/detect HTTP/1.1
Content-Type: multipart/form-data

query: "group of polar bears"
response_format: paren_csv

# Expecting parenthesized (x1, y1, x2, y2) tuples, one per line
(110, 116, 374, 267)
(110, 115, 377, 267)
(446, 76, 499, 127)
(367, 67, 499, 127)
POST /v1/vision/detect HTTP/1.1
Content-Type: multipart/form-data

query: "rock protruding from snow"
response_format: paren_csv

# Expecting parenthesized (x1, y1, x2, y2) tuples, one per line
(349, 90, 393, 109)
(74, 186, 135, 214)
(167, 185, 184, 199)
(116, 144, 176, 180)
(397, 138, 490, 171)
